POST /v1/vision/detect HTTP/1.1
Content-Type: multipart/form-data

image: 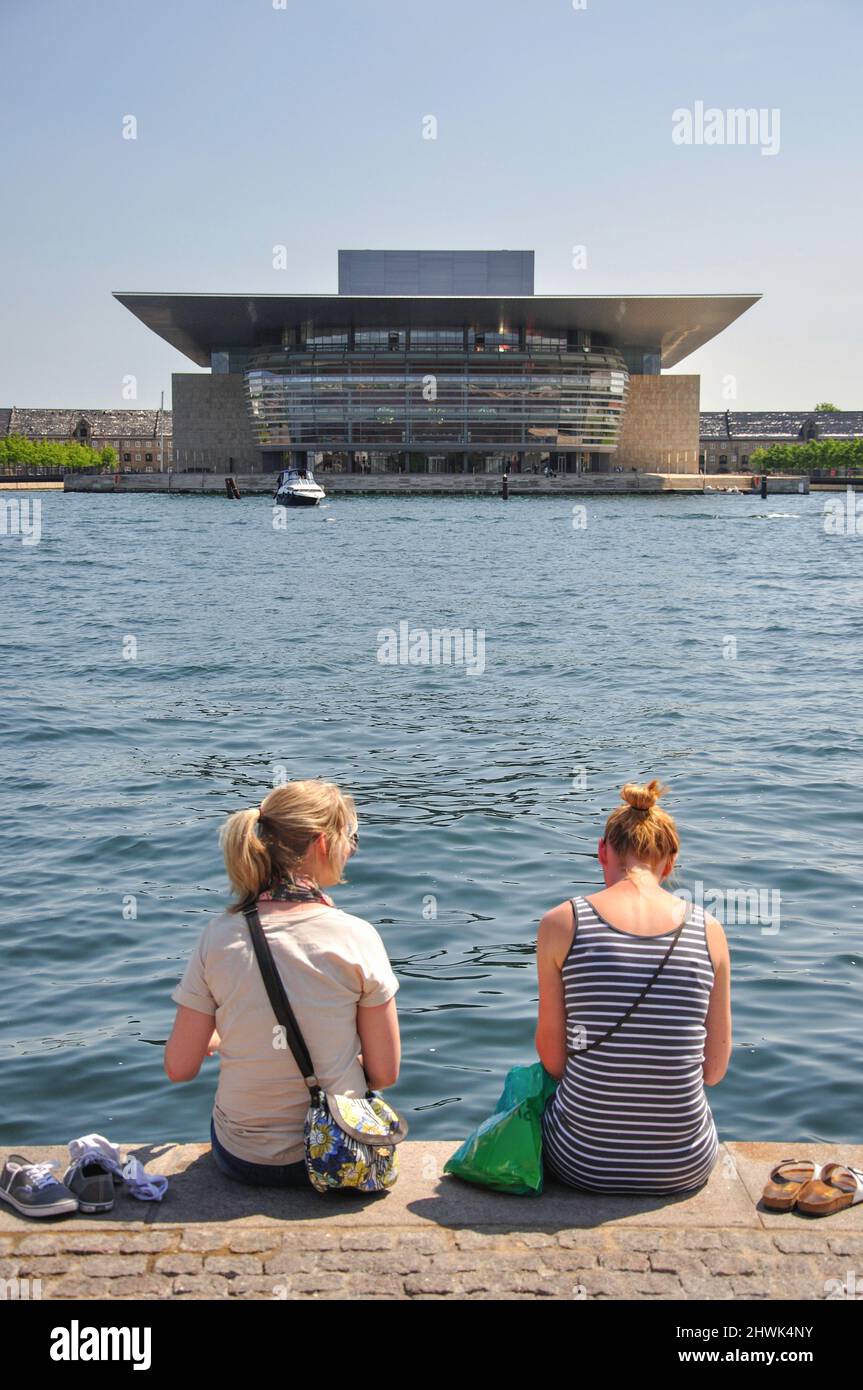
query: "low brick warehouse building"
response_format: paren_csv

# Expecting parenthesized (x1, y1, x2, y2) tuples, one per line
(699, 410, 863, 471)
(1, 406, 172, 470)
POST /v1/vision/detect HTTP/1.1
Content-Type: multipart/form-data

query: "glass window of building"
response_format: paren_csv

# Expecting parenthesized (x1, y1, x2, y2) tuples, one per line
(527, 332, 567, 352)
(354, 330, 407, 350)
(409, 329, 464, 349)
(307, 331, 349, 349)
(471, 330, 519, 353)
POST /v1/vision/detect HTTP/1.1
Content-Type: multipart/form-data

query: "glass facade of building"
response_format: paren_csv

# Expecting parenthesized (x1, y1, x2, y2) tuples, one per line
(243, 333, 629, 468)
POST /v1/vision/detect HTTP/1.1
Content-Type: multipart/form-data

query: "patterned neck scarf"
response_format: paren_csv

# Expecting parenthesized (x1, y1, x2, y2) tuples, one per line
(258, 874, 334, 908)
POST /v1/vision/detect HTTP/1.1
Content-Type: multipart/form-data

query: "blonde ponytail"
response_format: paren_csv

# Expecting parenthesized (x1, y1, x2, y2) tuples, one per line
(219, 779, 357, 911)
(219, 806, 273, 909)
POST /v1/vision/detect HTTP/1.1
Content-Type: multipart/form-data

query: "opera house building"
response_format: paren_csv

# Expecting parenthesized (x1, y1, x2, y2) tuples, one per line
(114, 251, 759, 476)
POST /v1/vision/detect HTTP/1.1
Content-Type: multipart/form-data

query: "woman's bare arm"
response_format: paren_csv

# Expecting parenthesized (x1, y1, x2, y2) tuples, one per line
(703, 914, 732, 1085)
(357, 997, 400, 1090)
(535, 903, 571, 1080)
(164, 1004, 217, 1082)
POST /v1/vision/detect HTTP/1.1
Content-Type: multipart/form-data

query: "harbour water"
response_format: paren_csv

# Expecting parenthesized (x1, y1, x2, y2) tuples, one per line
(1, 490, 861, 1148)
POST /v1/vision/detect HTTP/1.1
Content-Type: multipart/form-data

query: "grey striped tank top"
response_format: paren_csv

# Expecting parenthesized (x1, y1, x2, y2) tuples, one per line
(542, 894, 719, 1194)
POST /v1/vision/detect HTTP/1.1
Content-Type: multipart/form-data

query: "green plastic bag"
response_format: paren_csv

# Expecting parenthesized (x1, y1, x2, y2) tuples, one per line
(443, 1062, 559, 1196)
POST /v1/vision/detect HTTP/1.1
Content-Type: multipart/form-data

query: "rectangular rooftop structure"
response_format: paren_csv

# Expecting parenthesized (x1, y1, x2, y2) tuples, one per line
(337, 249, 535, 296)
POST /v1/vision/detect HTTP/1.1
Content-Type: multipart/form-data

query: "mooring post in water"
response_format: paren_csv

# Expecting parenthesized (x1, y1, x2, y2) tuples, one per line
(225, 477, 241, 500)
(760, 473, 768, 500)
(501, 471, 509, 501)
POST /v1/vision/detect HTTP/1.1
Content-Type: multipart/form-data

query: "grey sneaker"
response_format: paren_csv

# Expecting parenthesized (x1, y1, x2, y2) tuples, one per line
(62, 1156, 115, 1213)
(0, 1155, 79, 1218)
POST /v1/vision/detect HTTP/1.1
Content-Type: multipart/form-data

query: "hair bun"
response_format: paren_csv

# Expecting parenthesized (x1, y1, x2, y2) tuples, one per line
(621, 779, 666, 812)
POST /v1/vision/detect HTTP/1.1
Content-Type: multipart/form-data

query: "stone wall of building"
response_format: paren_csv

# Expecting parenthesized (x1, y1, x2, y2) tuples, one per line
(172, 373, 260, 471)
(616, 375, 700, 473)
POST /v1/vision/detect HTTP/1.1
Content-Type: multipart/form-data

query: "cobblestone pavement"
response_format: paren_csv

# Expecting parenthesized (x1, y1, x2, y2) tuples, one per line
(3, 1225, 862, 1300)
(3, 1141, 861, 1300)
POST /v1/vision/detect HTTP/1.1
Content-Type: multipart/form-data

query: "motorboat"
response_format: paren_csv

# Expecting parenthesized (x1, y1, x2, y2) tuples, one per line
(273, 465, 326, 508)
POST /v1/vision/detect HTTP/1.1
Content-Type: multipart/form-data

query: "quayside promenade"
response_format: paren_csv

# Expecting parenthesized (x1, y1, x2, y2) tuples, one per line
(62, 471, 809, 497)
(2, 1141, 860, 1300)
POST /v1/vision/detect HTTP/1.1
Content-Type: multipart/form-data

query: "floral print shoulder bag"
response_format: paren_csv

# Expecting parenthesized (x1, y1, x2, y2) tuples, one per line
(243, 904, 408, 1194)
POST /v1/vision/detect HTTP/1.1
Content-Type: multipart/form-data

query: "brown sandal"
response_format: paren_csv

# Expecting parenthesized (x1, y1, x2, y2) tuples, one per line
(761, 1157, 825, 1211)
(796, 1163, 863, 1217)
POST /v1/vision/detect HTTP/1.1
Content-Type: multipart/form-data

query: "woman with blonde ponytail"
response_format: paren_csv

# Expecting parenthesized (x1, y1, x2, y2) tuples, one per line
(535, 779, 731, 1195)
(164, 779, 401, 1186)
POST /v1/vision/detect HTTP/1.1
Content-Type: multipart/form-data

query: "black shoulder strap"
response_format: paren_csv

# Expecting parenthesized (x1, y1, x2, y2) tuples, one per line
(574, 904, 691, 1056)
(566, 896, 580, 957)
(242, 904, 319, 1093)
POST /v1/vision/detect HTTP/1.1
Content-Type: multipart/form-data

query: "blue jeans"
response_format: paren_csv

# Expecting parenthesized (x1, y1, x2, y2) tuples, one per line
(209, 1116, 308, 1187)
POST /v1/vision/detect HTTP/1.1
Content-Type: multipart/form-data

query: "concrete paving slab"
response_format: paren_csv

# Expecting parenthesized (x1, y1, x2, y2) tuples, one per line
(4, 1140, 859, 1299)
(727, 1142, 863, 1231)
(1, 1140, 757, 1231)
(0, 1144, 152, 1232)
(5, 1142, 861, 1239)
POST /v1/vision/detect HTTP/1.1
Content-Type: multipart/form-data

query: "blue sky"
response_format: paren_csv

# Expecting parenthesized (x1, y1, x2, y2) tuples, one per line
(1, 0, 860, 410)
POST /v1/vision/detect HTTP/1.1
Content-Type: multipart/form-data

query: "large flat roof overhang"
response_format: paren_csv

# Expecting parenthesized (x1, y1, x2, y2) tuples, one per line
(113, 292, 762, 370)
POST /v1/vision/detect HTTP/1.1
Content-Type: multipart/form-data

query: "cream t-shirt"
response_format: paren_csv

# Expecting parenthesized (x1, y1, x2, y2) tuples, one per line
(170, 901, 400, 1164)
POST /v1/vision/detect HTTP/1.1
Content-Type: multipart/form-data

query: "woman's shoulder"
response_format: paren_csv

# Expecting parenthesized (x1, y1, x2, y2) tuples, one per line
(255, 900, 385, 944)
(702, 911, 730, 966)
(539, 897, 577, 929)
(296, 906, 394, 982)
(197, 907, 246, 944)
(537, 899, 577, 967)
(317, 905, 386, 943)
(217, 899, 390, 956)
